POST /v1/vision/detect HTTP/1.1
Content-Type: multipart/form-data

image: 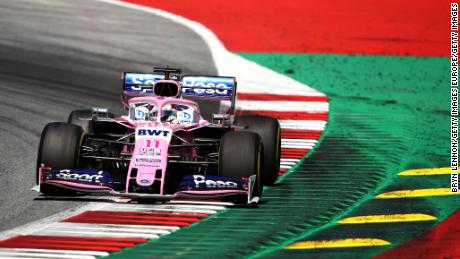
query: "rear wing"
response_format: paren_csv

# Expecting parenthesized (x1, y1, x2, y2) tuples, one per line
(121, 72, 237, 114)
(122, 72, 183, 107)
(181, 76, 237, 114)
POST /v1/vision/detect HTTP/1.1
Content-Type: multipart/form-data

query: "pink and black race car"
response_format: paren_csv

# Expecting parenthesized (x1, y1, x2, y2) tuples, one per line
(36, 68, 280, 204)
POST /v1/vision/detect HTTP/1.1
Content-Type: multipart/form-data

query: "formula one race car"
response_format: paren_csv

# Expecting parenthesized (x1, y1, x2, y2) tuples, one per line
(36, 68, 280, 203)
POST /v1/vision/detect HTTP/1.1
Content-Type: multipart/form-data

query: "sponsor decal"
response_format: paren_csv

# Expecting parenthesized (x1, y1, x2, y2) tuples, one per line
(138, 147, 161, 156)
(181, 76, 234, 98)
(182, 78, 231, 89)
(134, 107, 148, 120)
(178, 111, 192, 124)
(137, 128, 171, 137)
(124, 73, 179, 93)
(134, 163, 159, 168)
(193, 175, 237, 188)
(55, 169, 104, 183)
(138, 129, 169, 137)
(139, 179, 152, 184)
(176, 175, 247, 191)
(46, 169, 113, 187)
(124, 73, 164, 93)
(182, 87, 231, 96)
(136, 158, 161, 163)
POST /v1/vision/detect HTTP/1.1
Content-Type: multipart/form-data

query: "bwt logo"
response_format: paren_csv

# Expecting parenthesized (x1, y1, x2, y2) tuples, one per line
(137, 129, 170, 137)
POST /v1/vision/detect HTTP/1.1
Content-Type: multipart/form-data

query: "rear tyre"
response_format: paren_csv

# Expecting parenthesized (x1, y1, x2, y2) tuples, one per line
(36, 122, 84, 195)
(234, 116, 281, 185)
(219, 132, 263, 197)
(68, 109, 114, 134)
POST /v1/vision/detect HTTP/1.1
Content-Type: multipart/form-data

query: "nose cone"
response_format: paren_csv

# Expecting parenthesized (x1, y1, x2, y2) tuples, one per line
(126, 126, 172, 194)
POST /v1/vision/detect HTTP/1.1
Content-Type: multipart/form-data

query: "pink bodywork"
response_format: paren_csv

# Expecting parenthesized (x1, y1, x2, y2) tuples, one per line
(38, 78, 256, 202)
(124, 96, 209, 195)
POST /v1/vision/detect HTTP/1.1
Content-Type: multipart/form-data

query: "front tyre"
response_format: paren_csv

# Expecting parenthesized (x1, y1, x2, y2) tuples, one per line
(234, 116, 281, 185)
(36, 122, 84, 194)
(219, 131, 263, 197)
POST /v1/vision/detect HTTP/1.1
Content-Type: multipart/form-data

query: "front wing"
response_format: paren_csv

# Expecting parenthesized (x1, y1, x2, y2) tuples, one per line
(38, 166, 259, 204)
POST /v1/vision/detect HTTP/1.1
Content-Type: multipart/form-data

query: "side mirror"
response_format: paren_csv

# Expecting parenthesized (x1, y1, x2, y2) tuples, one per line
(212, 114, 231, 124)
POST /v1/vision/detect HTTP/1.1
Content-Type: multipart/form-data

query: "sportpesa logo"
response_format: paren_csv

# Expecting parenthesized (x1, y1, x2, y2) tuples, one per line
(55, 169, 104, 183)
(193, 175, 238, 188)
(181, 77, 233, 97)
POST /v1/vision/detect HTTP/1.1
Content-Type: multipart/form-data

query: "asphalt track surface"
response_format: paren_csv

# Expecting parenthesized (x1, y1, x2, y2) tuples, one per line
(0, 0, 216, 232)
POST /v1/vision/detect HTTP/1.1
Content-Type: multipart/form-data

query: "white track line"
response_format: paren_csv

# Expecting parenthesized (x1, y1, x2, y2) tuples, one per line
(279, 120, 326, 130)
(106, 204, 222, 214)
(109, 204, 226, 211)
(280, 159, 301, 166)
(45, 223, 173, 235)
(65, 223, 180, 231)
(280, 163, 297, 167)
(281, 139, 317, 149)
(36, 230, 159, 239)
(169, 200, 234, 206)
(38, 223, 171, 238)
(0, 254, 94, 259)
(0, 249, 108, 257)
(282, 144, 316, 149)
(0, 250, 97, 259)
(236, 101, 329, 112)
(282, 139, 318, 144)
(281, 158, 302, 163)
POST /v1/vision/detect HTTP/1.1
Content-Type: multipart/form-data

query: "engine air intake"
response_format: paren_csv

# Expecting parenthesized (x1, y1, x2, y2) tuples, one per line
(154, 81, 179, 97)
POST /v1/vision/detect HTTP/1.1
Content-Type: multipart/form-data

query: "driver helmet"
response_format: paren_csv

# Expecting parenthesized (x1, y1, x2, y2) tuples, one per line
(161, 104, 179, 123)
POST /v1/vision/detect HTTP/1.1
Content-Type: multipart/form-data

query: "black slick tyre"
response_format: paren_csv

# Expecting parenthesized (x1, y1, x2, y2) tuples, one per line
(219, 131, 263, 197)
(36, 122, 84, 194)
(234, 116, 281, 185)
